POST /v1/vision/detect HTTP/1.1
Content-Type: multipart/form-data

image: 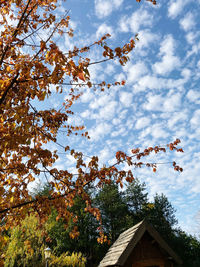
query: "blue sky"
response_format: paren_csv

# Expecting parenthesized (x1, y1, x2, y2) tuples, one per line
(31, 0, 200, 236)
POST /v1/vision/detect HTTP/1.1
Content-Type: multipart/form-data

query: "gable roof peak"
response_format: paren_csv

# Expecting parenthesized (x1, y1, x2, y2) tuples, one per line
(98, 219, 182, 267)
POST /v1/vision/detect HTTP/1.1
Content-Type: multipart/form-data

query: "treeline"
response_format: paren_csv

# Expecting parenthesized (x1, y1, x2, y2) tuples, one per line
(1, 180, 200, 266)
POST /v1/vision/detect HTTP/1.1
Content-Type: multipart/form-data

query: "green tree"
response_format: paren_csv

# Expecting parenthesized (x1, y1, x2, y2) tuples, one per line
(142, 193, 177, 241)
(172, 229, 200, 267)
(125, 178, 148, 223)
(67, 194, 100, 265)
(45, 209, 70, 256)
(32, 184, 98, 265)
(95, 182, 130, 243)
(45, 195, 99, 266)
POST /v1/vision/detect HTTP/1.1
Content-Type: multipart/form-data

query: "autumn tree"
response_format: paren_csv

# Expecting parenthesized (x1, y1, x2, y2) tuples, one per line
(0, 0, 183, 252)
(3, 214, 86, 267)
(4, 214, 45, 267)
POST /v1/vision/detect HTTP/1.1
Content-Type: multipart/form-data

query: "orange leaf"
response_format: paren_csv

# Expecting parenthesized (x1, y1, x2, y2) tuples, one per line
(78, 72, 85, 81)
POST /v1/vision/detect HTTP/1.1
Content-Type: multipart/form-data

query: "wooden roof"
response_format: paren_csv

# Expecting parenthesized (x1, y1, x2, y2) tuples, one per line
(98, 219, 182, 267)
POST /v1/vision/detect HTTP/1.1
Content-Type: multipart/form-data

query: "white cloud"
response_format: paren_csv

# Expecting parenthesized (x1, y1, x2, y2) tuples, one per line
(81, 89, 94, 103)
(134, 73, 189, 92)
(144, 94, 163, 111)
(186, 42, 200, 58)
(119, 8, 153, 33)
(111, 126, 127, 138)
(84, 93, 118, 121)
(185, 32, 196, 44)
(65, 155, 77, 165)
(167, 112, 188, 128)
(89, 62, 105, 82)
(124, 61, 148, 84)
(181, 68, 191, 80)
(135, 117, 151, 130)
(153, 54, 180, 75)
(133, 75, 162, 91)
(89, 122, 112, 141)
(118, 17, 129, 32)
(153, 35, 180, 75)
(67, 115, 84, 125)
(119, 92, 133, 107)
(136, 30, 160, 50)
(159, 34, 175, 54)
(27, 177, 42, 193)
(168, 0, 190, 19)
(95, 0, 112, 18)
(97, 100, 118, 120)
(96, 23, 115, 39)
(89, 94, 112, 110)
(98, 147, 112, 164)
(179, 12, 196, 31)
(186, 90, 200, 104)
(190, 110, 200, 128)
(81, 110, 91, 118)
(95, 0, 123, 18)
(163, 92, 181, 112)
(143, 91, 181, 112)
(112, 117, 122, 125)
(105, 64, 115, 75)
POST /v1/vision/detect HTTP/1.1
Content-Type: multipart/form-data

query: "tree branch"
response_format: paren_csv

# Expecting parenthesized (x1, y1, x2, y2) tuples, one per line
(0, 0, 33, 66)
(0, 73, 19, 106)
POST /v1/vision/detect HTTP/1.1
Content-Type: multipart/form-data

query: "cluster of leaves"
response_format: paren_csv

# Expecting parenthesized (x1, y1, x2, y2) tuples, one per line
(0, 0, 185, 252)
(136, 0, 157, 4)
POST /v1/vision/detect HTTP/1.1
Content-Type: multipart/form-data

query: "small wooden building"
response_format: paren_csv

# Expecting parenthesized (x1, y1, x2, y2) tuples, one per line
(98, 220, 182, 267)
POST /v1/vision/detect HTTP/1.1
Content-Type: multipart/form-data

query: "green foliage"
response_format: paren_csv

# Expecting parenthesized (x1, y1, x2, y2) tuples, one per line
(142, 193, 178, 241)
(45, 193, 99, 265)
(67, 193, 99, 253)
(125, 178, 148, 222)
(45, 209, 70, 256)
(50, 252, 86, 267)
(33, 183, 53, 198)
(4, 214, 45, 267)
(95, 182, 131, 242)
(172, 229, 200, 267)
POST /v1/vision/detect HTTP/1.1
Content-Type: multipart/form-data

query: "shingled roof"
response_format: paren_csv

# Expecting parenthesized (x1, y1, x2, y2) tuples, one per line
(98, 219, 182, 267)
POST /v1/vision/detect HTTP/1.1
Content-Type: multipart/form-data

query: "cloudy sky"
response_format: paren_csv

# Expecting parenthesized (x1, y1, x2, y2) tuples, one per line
(33, 0, 200, 236)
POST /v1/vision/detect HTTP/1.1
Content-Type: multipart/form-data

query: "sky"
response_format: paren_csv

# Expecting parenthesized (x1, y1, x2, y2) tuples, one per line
(30, 0, 200, 236)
